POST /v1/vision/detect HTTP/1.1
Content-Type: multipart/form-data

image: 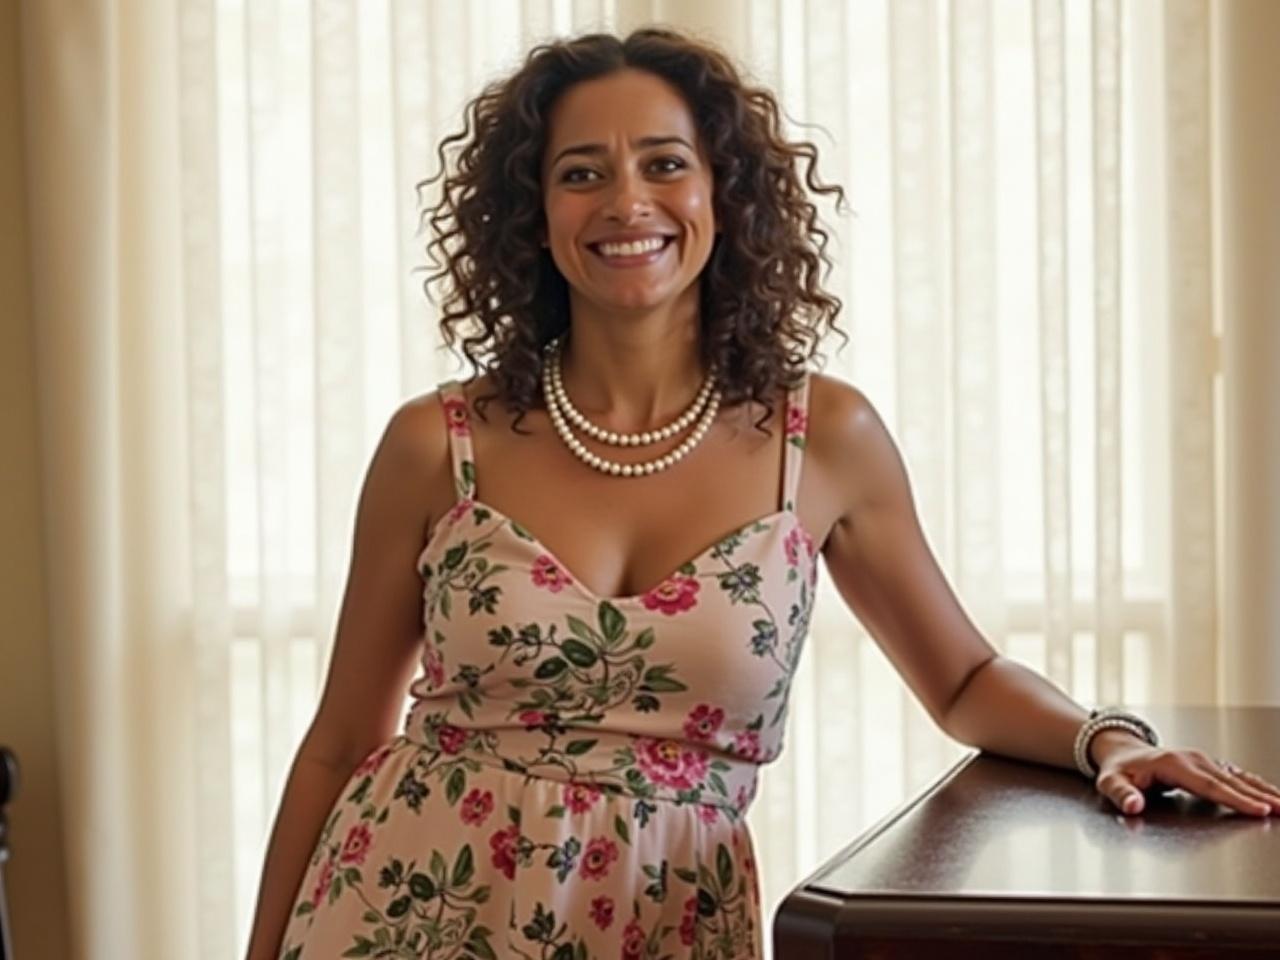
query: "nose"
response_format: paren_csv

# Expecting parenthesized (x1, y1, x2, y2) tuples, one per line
(602, 167, 652, 223)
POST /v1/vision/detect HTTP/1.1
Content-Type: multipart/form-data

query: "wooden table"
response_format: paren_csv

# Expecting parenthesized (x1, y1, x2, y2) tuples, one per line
(773, 706, 1280, 958)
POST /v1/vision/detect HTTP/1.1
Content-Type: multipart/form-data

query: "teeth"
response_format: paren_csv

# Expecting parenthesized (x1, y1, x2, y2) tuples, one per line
(596, 237, 667, 258)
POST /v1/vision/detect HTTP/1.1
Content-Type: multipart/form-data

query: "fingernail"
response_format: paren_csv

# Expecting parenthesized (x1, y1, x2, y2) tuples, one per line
(1123, 795, 1141, 814)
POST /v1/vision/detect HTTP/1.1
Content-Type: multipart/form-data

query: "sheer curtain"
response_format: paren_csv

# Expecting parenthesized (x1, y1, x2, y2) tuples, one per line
(20, 1, 1269, 958)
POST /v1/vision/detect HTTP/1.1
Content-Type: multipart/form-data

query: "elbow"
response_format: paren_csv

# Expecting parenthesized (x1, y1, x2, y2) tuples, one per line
(938, 653, 1002, 742)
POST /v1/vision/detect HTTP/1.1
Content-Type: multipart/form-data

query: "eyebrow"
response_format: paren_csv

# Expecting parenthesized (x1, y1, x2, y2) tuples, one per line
(548, 136, 694, 169)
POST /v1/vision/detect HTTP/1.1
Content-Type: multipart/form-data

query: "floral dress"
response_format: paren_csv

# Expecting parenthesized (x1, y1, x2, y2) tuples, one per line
(278, 372, 818, 960)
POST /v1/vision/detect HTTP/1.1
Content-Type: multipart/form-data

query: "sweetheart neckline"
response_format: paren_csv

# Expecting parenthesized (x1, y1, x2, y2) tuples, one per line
(417, 497, 808, 606)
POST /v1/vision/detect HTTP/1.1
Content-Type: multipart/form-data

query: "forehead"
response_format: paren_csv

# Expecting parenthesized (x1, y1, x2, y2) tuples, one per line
(543, 68, 699, 158)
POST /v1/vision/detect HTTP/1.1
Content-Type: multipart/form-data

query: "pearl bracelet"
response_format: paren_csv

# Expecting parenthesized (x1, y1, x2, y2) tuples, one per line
(1073, 708, 1161, 779)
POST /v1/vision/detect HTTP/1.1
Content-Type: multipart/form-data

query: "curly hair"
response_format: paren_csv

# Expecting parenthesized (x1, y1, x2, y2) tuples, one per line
(415, 25, 849, 434)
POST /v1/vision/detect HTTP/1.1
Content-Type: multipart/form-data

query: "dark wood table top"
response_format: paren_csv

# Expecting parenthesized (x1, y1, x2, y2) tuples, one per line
(775, 705, 1280, 955)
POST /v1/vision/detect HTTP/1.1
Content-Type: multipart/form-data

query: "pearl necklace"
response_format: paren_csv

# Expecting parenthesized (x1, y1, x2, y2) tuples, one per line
(546, 339, 714, 445)
(541, 340, 722, 477)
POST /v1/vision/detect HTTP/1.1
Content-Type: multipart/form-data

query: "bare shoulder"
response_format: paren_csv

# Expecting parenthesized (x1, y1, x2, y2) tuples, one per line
(807, 371, 891, 464)
(384, 388, 458, 543)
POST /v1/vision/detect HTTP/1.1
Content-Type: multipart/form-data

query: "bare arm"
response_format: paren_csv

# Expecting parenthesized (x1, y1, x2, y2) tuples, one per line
(242, 395, 449, 960)
(815, 379, 1000, 734)
(817, 378, 1280, 818)
(815, 379, 1113, 764)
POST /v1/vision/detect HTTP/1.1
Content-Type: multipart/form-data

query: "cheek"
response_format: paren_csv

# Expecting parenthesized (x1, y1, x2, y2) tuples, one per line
(673, 183, 716, 234)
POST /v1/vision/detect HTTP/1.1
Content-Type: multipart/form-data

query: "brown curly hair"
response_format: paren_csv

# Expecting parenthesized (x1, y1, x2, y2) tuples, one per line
(415, 25, 849, 434)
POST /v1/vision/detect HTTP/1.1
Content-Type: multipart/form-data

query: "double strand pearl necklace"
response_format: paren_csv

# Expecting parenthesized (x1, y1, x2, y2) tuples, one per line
(546, 339, 714, 445)
(542, 340, 722, 477)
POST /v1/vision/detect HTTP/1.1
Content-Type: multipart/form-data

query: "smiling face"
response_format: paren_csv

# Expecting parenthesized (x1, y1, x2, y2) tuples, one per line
(540, 68, 718, 317)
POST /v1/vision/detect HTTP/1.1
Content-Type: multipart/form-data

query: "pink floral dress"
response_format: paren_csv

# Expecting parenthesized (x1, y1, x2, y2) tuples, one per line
(278, 372, 817, 960)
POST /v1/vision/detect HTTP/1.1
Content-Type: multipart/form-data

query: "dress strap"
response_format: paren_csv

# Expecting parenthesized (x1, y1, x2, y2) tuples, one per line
(780, 370, 810, 512)
(438, 379, 477, 501)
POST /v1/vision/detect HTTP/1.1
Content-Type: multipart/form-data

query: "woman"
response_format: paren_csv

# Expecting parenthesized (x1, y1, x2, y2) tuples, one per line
(245, 26, 1279, 960)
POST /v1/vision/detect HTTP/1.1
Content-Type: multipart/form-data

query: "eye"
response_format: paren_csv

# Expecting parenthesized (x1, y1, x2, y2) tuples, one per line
(561, 167, 600, 184)
(559, 156, 687, 184)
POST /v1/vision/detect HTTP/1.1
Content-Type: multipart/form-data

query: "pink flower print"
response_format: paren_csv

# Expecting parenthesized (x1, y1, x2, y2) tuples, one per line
(696, 804, 719, 825)
(622, 919, 647, 960)
(579, 836, 619, 881)
(460, 788, 495, 826)
(310, 858, 335, 907)
(563, 782, 603, 814)
(680, 894, 699, 946)
(435, 723, 468, 755)
(785, 403, 807, 439)
(735, 783, 753, 812)
(518, 709, 548, 730)
(588, 894, 615, 930)
(489, 823, 521, 881)
(423, 646, 445, 690)
(530, 554, 573, 593)
(683, 704, 725, 742)
(441, 395, 471, 436)
(634, 737, 709, 790)
(784, 524, 816, 566)
(640, 574, 700, 616)
(353, 743, 393, 778)
(339, 822, 374, 865)
(731, 730, 761, 761)
(446, 496, 474, 525)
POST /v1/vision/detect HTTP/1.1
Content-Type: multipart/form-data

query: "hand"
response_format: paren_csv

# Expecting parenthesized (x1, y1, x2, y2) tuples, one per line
(1090, 731, 1280, 817)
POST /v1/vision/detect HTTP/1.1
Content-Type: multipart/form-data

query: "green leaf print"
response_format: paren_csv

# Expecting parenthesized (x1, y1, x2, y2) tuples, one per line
(342, 935, 375, 957)
(408, 872, 435, 899)
(564, 738, 597, 755)
(460, 459, 476, 495)
(598, 601, 625, 642)
(560, 638, 598, 667)
(451, 844, 475, 887)
(430, 849, 448, 885)
(717, 843, 734, 890)
(614, 813, 631, 845)
(697, 887, 717, 917)
(465, 926, 498, 959)
(639, 664, 688, 693)
(565, 614, 596, 644)
(387, 893, 412, 917)
(281, 948, 301, 960)
(553, 943, 574, 960)
(442, 542, 468, 571)
(633, 627, 655, 650)
(446, 767, 466, 805)
(534, 657, 568, 680)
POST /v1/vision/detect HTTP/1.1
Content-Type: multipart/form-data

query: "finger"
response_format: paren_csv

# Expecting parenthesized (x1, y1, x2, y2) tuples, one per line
(1233, 773, 1280, 808)
(1182, 764, 1272, 816)
(1095, 771, 1147, 815)
(1207, 759, 1279, 811)
(1220, 768, 1280, 814)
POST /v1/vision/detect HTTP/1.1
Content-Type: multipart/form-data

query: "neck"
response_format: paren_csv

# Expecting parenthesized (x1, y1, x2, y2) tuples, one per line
(551, 327, 711, 431)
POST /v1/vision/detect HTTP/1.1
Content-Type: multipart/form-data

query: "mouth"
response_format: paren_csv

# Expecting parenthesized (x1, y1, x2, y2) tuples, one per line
(586, 235, 677, 268)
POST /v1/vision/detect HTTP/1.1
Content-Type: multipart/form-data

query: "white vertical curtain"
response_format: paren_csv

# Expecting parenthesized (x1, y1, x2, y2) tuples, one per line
(19, 1, 1262, 958)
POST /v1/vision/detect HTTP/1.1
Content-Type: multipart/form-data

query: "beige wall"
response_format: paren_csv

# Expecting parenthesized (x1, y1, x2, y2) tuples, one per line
(0, 4, 72, 958)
